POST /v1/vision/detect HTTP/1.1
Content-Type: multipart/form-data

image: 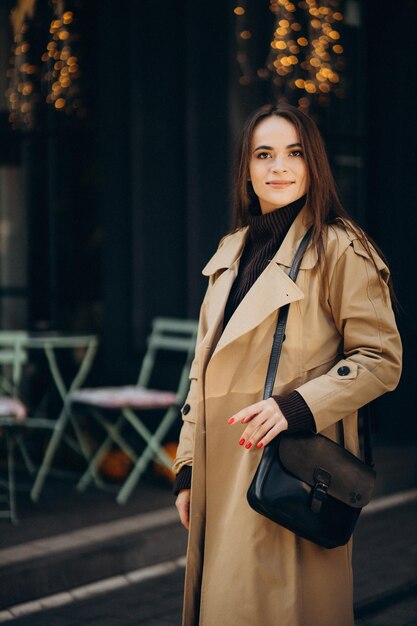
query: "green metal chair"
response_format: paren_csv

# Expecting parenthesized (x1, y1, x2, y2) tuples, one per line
(0, 333, 33, 507)
(0, 331, 28, 396)
(0, 333, 55, 522)
(71, 317, 198, 504)
(0, 398, 27, 524)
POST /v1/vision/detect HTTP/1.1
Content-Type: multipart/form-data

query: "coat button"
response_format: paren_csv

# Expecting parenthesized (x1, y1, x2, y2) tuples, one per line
(182, 403, 191, 415)
(337, 366, 350, 376)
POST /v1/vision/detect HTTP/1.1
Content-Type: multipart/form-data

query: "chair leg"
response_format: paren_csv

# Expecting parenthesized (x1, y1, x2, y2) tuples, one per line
(94, 414, 139, 462)
(30, 408, 69, 502)
(6, 430, 18, 525)
(122, 408, 173, 467)
(116, 406, 178, 505)
(77, 414, 138, 492)
(68, 414, 94, 463)
(15, 432, 36, 475)
(76, 428, 116, 492)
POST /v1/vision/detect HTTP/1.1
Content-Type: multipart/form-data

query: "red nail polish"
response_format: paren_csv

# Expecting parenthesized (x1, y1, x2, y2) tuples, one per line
(245, 442, 252, 449)
(228, 418, 235, 424)
(257, 442, 264, 449)
(239, 438, 245, 446)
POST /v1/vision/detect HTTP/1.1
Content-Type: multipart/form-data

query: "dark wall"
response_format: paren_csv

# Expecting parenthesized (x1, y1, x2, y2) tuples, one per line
(97, 1, 133, 384)
(364, 0, 417, 438)
(10, 1, 414, 437)
(183, 0, 231, 313)
(89, 0, 417, 435)
(129, 0, 188, 346)
(98, 0, 231, 382)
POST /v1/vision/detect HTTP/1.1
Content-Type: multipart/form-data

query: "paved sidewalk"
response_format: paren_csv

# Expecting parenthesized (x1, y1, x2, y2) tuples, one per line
(356, 594, 417, 626)
(8, 570, 184, 626)
(0, 439, 415, 624)
(4, 498, 417, 626)
(6, 562, 417, 626)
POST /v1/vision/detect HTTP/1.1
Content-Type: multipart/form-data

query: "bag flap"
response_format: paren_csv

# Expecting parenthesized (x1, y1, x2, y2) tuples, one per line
(279, 432, 376, 508)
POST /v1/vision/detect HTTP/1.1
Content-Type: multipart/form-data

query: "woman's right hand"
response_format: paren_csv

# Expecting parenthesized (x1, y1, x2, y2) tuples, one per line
(175, 489, 191, 530)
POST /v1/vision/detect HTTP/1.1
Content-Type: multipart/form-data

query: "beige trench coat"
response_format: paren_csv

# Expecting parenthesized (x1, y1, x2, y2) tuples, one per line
(173, 208, 402, 626)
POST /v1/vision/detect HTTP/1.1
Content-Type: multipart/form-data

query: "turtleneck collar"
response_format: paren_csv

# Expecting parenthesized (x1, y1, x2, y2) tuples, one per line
(248, 195, 306, 246)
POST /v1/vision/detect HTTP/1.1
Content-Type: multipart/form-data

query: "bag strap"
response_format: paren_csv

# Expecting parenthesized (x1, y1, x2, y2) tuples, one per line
(262, 226, 374, 468)
(361, 404, 374, 467)
(263, 227, 312, 400)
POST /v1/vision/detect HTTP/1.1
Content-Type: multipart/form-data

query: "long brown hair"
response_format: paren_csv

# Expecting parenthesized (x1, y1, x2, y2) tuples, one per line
(232, 104, 394, 299)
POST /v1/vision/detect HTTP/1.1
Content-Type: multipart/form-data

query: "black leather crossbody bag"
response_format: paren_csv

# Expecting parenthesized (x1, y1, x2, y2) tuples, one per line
(247, 229, 376, 549)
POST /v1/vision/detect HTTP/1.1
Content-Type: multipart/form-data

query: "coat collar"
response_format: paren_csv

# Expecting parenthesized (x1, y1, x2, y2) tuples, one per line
(201, 207, 317, 358)
(202, 228, 247, 277)
(202, 206, 317, 276)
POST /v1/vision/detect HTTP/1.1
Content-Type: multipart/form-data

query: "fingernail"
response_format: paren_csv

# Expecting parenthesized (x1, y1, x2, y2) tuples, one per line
(257, 442, 264, 449)
(239, 438, 245, 446)
(245, 442, 252, 449)
(228, 418, 235, 424)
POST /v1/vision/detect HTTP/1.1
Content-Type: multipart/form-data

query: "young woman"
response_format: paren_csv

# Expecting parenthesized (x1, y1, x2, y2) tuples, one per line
(173, 104, 402, 626)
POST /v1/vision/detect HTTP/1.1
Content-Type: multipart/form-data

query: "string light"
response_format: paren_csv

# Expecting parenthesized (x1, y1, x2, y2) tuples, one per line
(234, 1, 345, 108)
(269, 0, 345, 106)
(6, 0, 84, 129)
(304, 0, 344, 102)
(41, 1, 84, 117)
(267, 0, 299, 92)
(234, 2, 255, 86)
(6, 22, 40, 128)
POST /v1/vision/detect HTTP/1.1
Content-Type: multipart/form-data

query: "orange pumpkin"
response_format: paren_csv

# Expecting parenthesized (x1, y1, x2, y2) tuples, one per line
(99, 450, 133, 480)
(153, 441, 178, 483)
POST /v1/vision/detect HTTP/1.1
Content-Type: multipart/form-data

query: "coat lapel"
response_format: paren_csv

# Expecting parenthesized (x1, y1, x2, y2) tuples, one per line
(201, 207, 316, 357)
(199, 229, 247, 352)
(274, 205, 317, 269)
(213, 262, 304, 355)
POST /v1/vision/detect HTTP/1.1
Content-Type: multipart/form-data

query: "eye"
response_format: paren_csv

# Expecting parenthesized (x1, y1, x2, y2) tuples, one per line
(289, 150, 303, 157)
(256, 152, 272, 159)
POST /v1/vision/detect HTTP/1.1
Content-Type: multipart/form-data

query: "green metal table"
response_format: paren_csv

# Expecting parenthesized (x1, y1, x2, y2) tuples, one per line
(0, 332, 99, 502)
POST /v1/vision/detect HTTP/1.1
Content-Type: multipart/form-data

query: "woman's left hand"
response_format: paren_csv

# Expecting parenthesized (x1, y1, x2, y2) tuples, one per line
(228, 398, 288, 450)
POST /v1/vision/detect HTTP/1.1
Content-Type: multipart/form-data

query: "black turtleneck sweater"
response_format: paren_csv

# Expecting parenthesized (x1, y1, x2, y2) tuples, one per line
(173, 196, 315, 495)
(223, 195, 305, 329)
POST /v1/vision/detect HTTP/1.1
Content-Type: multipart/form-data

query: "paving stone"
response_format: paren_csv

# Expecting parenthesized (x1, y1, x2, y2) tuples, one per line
(355, 592, 417, 626)
(353, 501, 417, 604)
(3, 439, 417, 625)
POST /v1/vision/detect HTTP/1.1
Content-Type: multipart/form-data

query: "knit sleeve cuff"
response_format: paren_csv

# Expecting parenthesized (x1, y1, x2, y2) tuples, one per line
(173, 465, 192, 496)
(273, 391, 316, 433)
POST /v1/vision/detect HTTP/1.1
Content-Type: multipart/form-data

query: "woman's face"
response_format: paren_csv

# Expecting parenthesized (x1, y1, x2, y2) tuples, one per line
(249, 116, 308, 214)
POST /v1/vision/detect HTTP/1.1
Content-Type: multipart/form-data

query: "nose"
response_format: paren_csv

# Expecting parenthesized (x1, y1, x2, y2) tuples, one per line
(271, 156, 288, 173)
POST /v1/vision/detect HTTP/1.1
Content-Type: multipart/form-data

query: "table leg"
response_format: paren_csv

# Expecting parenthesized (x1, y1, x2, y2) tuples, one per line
(30, 407, 69, 502)
(6, 430, 18, 524)
(30, 340, 98, 501)
(15, 432, 36, 474)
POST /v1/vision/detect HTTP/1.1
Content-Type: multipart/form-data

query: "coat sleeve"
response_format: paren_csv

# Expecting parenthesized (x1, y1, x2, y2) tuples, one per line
(172, 285, 210, 476)
(295, 238, 402, 433)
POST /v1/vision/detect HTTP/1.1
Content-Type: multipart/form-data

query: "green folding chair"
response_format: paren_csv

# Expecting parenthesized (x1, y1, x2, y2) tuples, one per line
(0, 334, 56, 522)
(0, 398, 28, 524)
(71, 317, 198, 504)
(0, 331, 28, 396)
(0, 332, 34, 508)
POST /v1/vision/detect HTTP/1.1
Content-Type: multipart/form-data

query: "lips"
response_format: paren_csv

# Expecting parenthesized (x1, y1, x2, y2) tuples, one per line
(266, 180, 294, 189)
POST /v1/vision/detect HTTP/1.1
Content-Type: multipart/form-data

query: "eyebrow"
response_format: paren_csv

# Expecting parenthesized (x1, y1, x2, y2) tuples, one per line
(253, 143, 302, 151)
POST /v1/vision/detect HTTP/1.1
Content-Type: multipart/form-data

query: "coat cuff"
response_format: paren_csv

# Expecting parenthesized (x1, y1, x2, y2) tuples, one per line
(173, 465, 192, 496)
(273, 391, 316, 433)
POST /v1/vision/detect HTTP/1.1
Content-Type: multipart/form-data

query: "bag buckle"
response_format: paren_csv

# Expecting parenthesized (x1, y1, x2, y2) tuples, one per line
(311, 467, 331, 513)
